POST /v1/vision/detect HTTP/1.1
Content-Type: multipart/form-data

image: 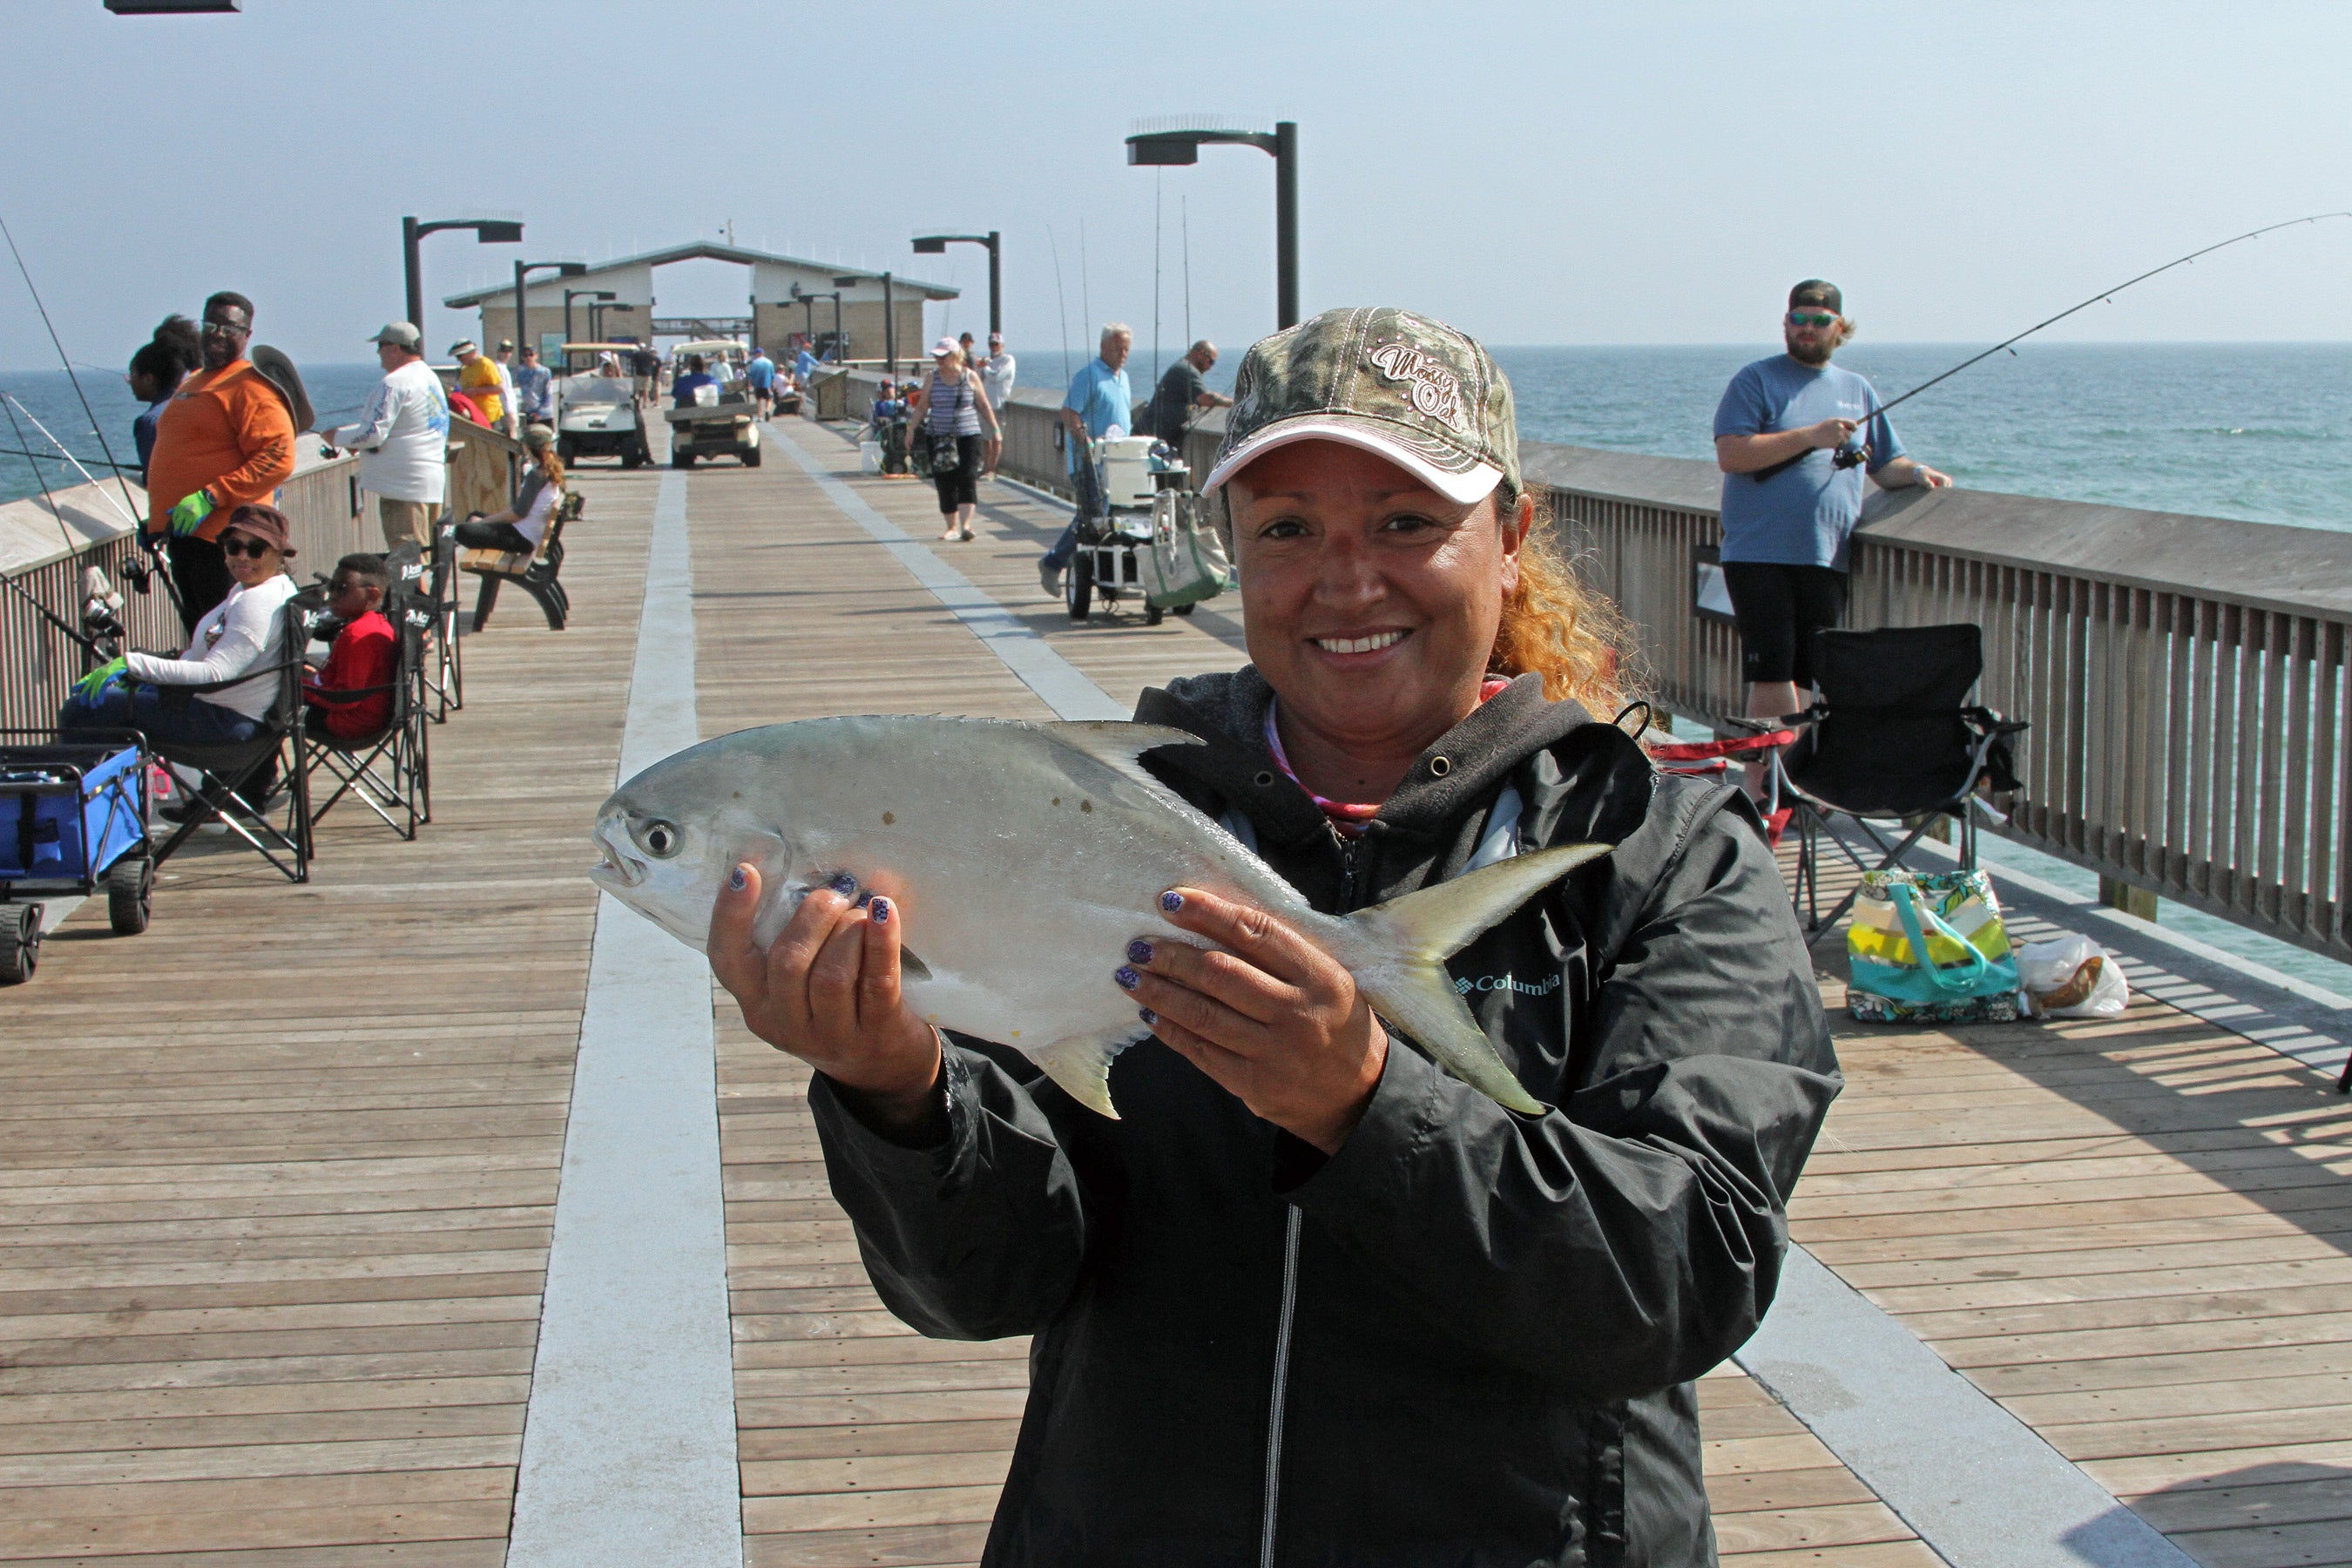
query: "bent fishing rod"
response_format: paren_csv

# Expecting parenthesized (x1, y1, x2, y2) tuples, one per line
(1754, 210, 2352, 480)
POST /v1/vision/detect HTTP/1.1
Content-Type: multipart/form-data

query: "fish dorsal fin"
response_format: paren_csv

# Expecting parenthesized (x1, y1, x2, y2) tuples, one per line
(1040, 720, 1206, 810)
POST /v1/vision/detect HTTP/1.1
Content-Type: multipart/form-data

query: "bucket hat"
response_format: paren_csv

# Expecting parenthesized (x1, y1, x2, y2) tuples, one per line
(1203, 307, 1517, 504)
(219, 502, 296, 558)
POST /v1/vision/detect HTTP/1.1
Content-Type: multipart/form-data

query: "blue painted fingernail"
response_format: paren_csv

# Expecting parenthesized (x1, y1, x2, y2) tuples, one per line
(1114, 966, 1139, 990)
(1126, 939, 1153, 964)
(853, 889, 874, 909)
(1138, 1007, 1158, 1025)
(828, 873, 858, 896)
(869, 896, 891, 923)
(1159, 890, 1184, 912)
(727, 866, 747, 891)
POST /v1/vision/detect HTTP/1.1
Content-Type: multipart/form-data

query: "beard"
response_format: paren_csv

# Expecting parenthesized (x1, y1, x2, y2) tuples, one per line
(1785, 333, 1834, 367)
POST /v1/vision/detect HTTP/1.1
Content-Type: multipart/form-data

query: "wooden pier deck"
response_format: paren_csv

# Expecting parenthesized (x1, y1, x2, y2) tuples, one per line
(1, 411, 2344, 1566)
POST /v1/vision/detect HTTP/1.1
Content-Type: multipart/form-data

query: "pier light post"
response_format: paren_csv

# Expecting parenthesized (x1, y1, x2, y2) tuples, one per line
(589, 300, 636, 341)
(402, 216, 523, 342)
(512, 260, 585, 365)
(911, 232, 1001, 337)
(1125, 120, 1297, 328)
(564, 289, 615, 347)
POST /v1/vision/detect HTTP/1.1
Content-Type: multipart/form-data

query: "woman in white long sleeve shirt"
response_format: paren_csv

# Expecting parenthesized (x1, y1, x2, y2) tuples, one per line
(59, 504, 301, 748)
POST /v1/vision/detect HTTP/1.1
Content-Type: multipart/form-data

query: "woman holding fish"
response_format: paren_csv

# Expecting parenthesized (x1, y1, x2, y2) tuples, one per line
(651, 309, 1838, 1565)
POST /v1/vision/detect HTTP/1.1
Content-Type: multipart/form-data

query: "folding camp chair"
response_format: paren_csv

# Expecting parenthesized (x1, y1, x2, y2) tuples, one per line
(408, 530, 463, 721)
(299, 596, 429, 841)
(146, 598, 320, 884)
(1773, 624, 2027, 943)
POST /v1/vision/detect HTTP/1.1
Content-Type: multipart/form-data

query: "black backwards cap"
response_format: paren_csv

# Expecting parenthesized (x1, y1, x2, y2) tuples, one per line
(1788, 280, 1843, 314)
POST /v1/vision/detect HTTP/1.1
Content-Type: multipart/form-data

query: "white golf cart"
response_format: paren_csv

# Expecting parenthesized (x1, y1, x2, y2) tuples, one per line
(553, 342, 650, 469)
(663, 339, 760, 468)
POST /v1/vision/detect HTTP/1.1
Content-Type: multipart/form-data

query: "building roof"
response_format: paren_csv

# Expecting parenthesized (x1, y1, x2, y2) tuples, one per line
(442, 241, 959, 308)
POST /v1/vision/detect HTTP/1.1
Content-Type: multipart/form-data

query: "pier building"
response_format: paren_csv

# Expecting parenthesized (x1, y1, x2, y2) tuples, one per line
(1, 385, 2349, 1567)
(438, 240, 958, 359)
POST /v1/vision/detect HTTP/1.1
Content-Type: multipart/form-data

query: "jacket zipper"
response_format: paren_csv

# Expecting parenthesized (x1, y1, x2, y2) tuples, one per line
(1260, 1203, 1303, 1568)
(1258, 828, 1362, 1565)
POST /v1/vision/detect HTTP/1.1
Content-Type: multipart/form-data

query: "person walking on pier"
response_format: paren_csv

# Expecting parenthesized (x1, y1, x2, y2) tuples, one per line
(322, 324, 450, 552)
(1037, 322, 1132, 597)
(1712, 280, 1950, 792)
(712, 305, 1838, 1568)
(143, 291, 297, 632)
(745, 346, 777, 419)
(510, 342, 553, 425)
(907, 338, 1001, 541)
(451, 341, 505, 429)
(980, 331, 1015, 423)
(1144, 338, 1233, 454)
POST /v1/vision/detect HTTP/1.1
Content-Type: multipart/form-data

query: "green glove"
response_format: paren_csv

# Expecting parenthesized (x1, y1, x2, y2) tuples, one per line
(168, 488, 215, 537)
(71, 656, 127, 707)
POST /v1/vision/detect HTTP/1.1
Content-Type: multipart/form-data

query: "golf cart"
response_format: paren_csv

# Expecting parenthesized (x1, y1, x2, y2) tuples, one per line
(553, 343, 650, 468)
(664, 339, 760, 468)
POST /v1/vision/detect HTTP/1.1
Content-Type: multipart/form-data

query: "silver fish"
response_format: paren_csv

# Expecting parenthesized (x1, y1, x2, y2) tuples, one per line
(587, 715, 1607, 1117)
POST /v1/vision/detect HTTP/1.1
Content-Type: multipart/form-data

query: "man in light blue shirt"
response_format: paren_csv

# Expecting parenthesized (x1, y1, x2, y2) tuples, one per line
(1039, 322, 1133, 596)
(1713, 280, 1949, 781)
(745, 348, 776, 417)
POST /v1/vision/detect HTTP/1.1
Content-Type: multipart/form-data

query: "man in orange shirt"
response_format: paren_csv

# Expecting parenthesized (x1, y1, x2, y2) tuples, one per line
(145, 291, 297, 632)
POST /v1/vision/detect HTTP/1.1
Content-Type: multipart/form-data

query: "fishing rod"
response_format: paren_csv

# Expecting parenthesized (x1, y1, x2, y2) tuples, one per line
(1756, 210, 2352, 480)
(4, 394, 140, 529)
(0, 209, 145, 527)
(0, 395, 116, 659)
(0, 443, 139, 471)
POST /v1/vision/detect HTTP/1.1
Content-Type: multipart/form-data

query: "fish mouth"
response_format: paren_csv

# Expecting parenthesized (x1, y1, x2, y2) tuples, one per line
(589, 825, 646, 890)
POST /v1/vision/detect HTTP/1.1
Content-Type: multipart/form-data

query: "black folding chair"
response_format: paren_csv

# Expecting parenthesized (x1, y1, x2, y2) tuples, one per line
(1774, 624, 2027, 943)
(146, 599, 320, 884)
(299, 596, 429, 841)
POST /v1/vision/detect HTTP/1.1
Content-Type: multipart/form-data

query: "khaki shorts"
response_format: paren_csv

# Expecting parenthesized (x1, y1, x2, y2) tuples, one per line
(375, 496, 437, 551)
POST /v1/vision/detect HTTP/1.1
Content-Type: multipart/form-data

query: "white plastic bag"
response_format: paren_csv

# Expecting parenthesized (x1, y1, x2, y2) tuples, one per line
(2017, 934, 2130, 1018)
(1140, 490, 1233, 610)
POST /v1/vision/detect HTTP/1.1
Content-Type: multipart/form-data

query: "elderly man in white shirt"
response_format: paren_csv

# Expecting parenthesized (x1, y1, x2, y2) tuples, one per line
(325, 323, 452, 551)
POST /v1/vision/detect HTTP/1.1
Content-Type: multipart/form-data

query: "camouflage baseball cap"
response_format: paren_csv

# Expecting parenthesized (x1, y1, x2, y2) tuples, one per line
(1203, 307, 1517, 504)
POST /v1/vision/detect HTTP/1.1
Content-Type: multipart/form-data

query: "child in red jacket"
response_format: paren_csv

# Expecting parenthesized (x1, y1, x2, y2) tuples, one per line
(304, 553, 397, 740)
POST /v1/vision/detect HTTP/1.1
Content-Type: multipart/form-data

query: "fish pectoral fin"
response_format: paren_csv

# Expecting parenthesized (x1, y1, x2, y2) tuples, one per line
(1028, 1031, 1147, 1119)
(1342, 843, 1614, 1117)
(1041, 720, 1206, 804)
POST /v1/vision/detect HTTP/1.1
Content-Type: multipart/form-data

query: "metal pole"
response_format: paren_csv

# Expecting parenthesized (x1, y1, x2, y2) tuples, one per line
(1274, 121, 1299, 328)
(882, 272, 896, 375)
(987, 231, 1002, 337)
(831, 294, 842, 361)
(512, 260, 527, 367)
(402, 215, 423, 335)
(564, 292, 576, 345)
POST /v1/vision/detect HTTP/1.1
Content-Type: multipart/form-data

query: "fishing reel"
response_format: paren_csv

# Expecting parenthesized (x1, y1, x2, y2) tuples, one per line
(1830, 441, 1872, 470)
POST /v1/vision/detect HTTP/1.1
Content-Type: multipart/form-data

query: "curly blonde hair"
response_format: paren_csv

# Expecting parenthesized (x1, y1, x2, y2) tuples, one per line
(1489, 478, 1637, 715)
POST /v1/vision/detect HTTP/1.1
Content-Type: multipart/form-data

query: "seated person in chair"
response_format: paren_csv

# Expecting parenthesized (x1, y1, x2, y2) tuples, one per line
(60, 503, 300, 751)
(452, 425, 564, 558)
(303, 553, 397, 741)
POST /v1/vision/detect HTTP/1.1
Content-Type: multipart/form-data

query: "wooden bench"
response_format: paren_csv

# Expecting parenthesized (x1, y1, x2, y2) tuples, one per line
(457, 490, 580, 632)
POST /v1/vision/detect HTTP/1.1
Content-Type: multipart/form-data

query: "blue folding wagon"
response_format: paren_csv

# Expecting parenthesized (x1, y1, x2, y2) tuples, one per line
(0, 731, 153, 983)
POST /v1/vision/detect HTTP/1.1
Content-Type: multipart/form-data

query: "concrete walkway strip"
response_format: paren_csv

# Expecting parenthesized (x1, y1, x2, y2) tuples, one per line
(768, 420, 1127, 722)
(509, 470, 745, 1566)
(1739, 1249, 2198, 1568)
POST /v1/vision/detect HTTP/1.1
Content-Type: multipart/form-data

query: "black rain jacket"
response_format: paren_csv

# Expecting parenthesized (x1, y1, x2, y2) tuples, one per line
(808, 670, 1842, 1567)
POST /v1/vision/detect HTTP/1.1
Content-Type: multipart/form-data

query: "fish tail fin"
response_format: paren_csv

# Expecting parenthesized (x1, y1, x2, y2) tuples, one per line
(1339, 844, 1612, 1116)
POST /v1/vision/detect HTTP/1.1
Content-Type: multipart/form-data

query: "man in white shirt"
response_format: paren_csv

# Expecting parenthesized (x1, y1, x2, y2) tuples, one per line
(324, 323, 452, 550)
(981, 331, 1016, 413)
(494, 340, 522, 436)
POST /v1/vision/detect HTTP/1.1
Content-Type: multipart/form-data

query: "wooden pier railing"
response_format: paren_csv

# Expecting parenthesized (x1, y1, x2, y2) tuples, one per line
(0, 422, 524, 733)
(849, 367, 2350, 965)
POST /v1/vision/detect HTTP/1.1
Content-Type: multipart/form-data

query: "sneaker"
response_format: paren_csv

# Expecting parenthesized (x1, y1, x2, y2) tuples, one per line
(1038, 560, 1063, 599)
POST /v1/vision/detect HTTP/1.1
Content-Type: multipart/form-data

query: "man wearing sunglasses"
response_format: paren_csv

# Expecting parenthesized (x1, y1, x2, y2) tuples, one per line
(1712, 280, 1950, 793)
(143, 291, 298, 634)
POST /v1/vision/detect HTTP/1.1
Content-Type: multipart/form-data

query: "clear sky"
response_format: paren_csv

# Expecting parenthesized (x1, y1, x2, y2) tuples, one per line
(3, 0, 2349, 372)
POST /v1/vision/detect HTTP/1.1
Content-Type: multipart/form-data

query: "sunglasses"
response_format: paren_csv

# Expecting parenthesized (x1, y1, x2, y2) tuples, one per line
(219, 537, 275, 558)
(199, 318, 250, 336)
(1786, 311, 1839, 328)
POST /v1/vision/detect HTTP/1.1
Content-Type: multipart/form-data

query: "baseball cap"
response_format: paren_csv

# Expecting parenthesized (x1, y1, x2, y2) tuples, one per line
(498, 339, 514, 351)
(368, 322, 422, 348)
(930, 336, 960, 358)
(1788, 280, 1843, 314)
(219, 503, 295, 558)
(449, 339, 477, 357)
(1203, 307, 1516, 504)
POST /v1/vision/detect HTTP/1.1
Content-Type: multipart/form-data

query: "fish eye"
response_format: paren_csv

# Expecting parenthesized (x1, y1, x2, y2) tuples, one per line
(633, 818, 683, 859)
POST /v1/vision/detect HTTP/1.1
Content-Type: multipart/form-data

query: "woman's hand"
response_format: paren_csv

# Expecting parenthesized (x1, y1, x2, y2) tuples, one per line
(709, 864, 943, 1133)
(1119, 888, 1388, 1154)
